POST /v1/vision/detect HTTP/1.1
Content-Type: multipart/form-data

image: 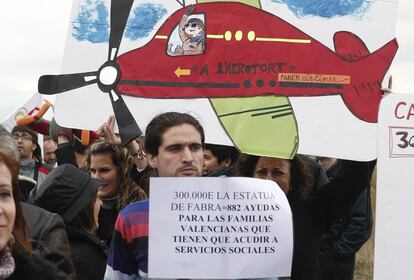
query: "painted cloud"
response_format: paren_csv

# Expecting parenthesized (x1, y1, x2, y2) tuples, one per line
(72, 0, 167, 43)
(270, 0, 373, 18)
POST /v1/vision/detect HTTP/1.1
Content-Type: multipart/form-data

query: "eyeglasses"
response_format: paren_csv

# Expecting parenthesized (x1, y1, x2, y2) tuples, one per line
(13, 134, 32, 141)
(184, 23, 198, 28)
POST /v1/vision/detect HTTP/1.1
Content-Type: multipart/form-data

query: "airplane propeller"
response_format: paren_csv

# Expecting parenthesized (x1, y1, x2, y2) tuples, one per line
(39, 71, 98, 94)
(38, 0, 141, 146)
(108, 0, 134, 60)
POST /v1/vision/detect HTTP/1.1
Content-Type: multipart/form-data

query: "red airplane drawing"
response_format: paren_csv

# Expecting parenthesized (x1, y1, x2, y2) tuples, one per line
(116, 2, 397, 123)
(38, 1, 398, 146)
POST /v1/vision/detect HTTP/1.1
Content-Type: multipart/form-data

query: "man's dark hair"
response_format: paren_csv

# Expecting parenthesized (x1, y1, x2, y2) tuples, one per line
(205, 144, 239, 165)
(12, 126, 38, 144)
(12, 125, 42, 162)
(145, 112, 205, 156)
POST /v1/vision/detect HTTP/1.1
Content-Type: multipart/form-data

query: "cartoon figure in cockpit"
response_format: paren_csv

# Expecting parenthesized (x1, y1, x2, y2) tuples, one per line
(168, 5, 205, 56)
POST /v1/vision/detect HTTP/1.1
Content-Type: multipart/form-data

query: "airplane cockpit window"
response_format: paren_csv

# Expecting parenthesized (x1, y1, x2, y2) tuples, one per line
(167, 6, 205, 56)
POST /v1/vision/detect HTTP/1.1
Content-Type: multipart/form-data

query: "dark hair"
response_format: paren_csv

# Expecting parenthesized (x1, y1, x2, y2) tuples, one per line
(12, 126, 38, 144)
(0, 127, 32, 253)
(145, 112, 205, 157)
(205, 144, 239, 165)
(12, 125, 42, 162)
(86, 140, 146, 209)
(68, 191, 97, 233)
(236, 154, 312, 199)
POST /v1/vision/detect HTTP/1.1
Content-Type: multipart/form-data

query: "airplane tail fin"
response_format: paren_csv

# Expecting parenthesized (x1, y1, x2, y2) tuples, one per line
(341, 38, 398, 123)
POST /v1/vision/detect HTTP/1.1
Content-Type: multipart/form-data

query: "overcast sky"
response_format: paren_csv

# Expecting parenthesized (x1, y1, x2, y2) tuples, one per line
(1, 0, 413, 120)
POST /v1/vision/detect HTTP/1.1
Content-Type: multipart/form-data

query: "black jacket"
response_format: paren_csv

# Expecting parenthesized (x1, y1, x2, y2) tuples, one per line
(22, 202, 75, 280)
(56, 143, 118, 247)
(289, 160, 375, 280)
(204, 165, 237, 177)
(97, 196, 119, 246)
(10, 249, 57, 280)
(56, 142, 78, 167)
(319, 160, 373, 280)
(67, 226, 107, 280)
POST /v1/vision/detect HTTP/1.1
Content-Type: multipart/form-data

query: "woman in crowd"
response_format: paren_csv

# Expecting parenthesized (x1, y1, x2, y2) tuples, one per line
(236, 154, 375, 280)
(34, 164, 107, 280)
(47, 115, 147, 244)
(86, 139, 147, 243)
(0, 134, 57, 279)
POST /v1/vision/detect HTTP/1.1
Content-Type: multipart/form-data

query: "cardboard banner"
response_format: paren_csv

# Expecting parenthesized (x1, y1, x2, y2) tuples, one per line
(1, 93, 42, 132)
(39, 0, 399, 159)
(148, 177, 293, 279)
(375, 93, 414, 279)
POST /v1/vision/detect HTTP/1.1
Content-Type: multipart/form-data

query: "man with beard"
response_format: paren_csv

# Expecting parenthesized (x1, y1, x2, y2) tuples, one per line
(104, 112, 204, 280)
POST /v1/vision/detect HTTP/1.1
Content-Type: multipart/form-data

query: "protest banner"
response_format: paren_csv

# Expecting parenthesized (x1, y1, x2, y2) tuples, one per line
(38, 0, 398, 160)
(1, 93, 43, 132)
(148, 177, 293, 279)
(375, 93, 414, 279)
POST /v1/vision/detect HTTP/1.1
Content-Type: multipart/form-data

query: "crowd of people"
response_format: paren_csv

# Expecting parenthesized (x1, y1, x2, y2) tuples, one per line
(0, 110, 375, 280)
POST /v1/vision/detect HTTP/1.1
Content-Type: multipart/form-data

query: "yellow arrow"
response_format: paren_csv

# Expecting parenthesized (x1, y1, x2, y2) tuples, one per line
(175, 67, 191, 78)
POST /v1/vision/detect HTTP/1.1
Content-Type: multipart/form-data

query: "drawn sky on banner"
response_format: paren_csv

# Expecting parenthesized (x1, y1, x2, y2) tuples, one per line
(72, 0, 167, 43)
(72, 0, 109, 43)
(270, 0, 373, 18)
(71, 0, 375, 44)
(125, 3, 167, 40)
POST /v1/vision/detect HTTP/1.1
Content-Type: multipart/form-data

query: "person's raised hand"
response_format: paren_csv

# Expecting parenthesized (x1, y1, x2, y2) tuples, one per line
(381, 75, 393, 97)
(185, 4, 196, 15)
(98, 115, 122, 146)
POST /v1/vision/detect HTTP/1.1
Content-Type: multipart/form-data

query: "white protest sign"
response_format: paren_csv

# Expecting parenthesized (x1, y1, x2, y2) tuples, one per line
(375, 93, 414, 280)
(1, 93, 42, 132)
(148, 177, 293, 279)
